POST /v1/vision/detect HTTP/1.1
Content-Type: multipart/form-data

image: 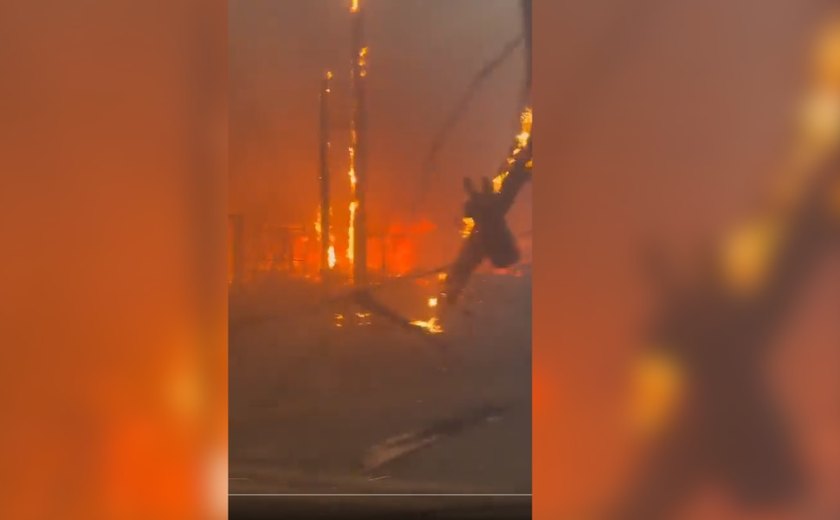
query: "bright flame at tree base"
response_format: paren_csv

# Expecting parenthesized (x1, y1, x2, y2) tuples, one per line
(328, 245, 337, 269)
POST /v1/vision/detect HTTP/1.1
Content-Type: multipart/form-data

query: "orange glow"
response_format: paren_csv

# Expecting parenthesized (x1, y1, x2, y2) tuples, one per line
(629, 349, 685, 438)
(428, 296, 438, 308)
(375, 219, 436, 275)
(350, 0, 360, 13)
(249, 216, 436, 278)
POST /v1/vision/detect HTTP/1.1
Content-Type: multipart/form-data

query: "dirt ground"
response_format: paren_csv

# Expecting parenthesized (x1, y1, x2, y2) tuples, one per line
(229, 272, 532, 494)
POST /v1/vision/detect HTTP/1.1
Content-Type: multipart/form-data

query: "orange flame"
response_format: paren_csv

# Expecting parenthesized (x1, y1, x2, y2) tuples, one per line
(347, 133, 358, 266)
(359, 47, 369, 78)
(347, 200, 358, 264)
(350, 0, 360, 13)
(461, 217, 475, 238)
(492, 106, 533, 194)
(411, 317, 443, 334)
(328, 245, 337, 269)
(316, 206, 336, 271)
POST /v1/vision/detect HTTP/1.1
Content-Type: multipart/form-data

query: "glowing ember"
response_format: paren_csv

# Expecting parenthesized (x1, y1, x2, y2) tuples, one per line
(354, 311, 373, 326)
(358, 47, 369, 77)
(427, 296, 438, 308)
(410, 317, 443, 334)
(350, 0, 360, 13)
(438, 272, 447, 282)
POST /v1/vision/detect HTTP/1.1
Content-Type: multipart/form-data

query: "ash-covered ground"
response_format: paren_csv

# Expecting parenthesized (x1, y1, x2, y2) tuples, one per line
(229, 271, 531, 494)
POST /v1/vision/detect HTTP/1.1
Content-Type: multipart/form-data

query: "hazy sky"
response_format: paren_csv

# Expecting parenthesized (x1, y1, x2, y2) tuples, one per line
(230, 0, 530, 263)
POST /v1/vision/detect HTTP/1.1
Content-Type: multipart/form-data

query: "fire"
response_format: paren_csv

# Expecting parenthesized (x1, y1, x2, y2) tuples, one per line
(350, 0, 360, 13)
(491, 106, 533, 194)
(412, 292, 443, 334)
(359, 47, 369, 77)
(347, 135, 358, 265)
(492, 173, 508, 193)
(348, 146, 357, 187)
(325, 70, 333, 93)
(461, 217, 475, 238)
(517, 106, 533, 147)
(328, 245, 337, 269)
(316, 206, 337, 271)
(347, 200, 358, 263)
(410, 317, 443, 334)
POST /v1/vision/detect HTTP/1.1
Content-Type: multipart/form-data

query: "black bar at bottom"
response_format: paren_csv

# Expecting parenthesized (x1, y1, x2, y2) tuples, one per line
(229, 495, 532, 520)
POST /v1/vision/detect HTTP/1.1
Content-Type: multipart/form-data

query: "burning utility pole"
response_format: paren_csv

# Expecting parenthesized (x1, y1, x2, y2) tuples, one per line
(348, 0, 368, 286)
(319, 71, 333, 276)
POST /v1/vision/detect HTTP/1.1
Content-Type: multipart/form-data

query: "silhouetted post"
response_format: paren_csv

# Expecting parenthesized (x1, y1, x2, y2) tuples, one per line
(229, 214, 244, 288)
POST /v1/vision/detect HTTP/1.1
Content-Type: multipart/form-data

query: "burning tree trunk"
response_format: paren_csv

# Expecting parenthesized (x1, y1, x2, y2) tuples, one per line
(350, 0, 368, 286)
(319, 71, 332, 276)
